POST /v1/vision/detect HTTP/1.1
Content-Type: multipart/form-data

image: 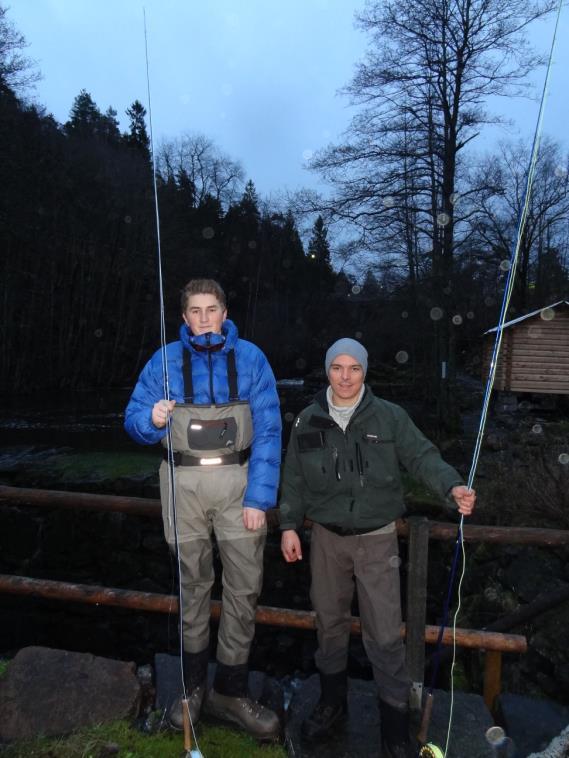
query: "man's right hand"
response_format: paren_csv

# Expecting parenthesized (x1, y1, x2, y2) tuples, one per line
(152, 399, 176, 428)
(281, 530, 302, 562)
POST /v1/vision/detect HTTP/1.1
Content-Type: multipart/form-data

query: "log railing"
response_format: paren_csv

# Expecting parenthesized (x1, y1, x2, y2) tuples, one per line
(3, 484, 566, 712)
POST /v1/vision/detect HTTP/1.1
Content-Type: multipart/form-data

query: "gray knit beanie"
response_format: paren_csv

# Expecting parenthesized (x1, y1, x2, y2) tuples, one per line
(325, 338, 368, 377)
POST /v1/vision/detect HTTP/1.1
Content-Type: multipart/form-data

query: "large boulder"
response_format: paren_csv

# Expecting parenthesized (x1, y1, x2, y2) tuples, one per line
(0, 646, 141, 742)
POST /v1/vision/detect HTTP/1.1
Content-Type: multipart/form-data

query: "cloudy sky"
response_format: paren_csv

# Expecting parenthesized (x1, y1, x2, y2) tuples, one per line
(7, 0, 569, 198)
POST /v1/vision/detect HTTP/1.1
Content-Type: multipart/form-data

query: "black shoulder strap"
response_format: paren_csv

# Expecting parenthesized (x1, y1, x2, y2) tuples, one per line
(227, 349, 239, 401)
(183, 348, 194, 403)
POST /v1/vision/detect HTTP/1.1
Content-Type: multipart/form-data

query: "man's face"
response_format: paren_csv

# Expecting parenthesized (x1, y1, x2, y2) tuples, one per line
(328, 354, 365, 406)
(183, 293, 227, 336)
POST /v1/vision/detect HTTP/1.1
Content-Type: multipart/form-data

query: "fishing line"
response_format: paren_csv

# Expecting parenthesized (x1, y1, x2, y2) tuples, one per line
(424, 3, 564, 754)
(143, 9, 202, 755)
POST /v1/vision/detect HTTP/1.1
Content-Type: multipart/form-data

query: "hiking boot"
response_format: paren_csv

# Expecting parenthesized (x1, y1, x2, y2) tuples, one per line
(168, 682, 207, 730)
(301, 699, 347, 740)
(169, 647, 210, 729)
(205, 689, 281, 739)
(301, 669, 348, 741)
(379, 698, 412, 758)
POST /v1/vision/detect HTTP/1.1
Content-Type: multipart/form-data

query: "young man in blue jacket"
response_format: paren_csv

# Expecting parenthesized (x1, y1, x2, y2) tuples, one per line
(125, 279, 281, 739)
(280, 338, 476, 757)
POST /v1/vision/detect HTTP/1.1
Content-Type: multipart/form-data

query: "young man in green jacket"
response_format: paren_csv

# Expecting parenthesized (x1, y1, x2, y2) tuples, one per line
(280, 338, 475, 758)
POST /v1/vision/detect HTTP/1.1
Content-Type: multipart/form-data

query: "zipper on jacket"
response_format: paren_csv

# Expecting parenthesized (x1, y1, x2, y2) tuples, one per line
(355, 442, 364, 487)
(332, 446, 341, 481)
(206, 333, 216, 403)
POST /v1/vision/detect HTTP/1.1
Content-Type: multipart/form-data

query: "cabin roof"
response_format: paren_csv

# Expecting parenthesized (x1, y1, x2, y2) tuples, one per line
(484, 300, 569, 334)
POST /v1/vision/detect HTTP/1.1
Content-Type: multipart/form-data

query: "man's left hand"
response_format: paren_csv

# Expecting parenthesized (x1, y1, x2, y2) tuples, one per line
(243, 507, 266, 531)
(451, 485, 476, 515)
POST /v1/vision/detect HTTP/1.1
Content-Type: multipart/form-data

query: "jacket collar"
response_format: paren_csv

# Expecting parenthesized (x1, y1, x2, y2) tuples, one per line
(179, 318, 239, 353)
(314, 384, 374, 417)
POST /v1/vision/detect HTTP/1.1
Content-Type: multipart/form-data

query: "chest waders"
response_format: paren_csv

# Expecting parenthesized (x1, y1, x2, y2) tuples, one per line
(159, 345, 266, 672)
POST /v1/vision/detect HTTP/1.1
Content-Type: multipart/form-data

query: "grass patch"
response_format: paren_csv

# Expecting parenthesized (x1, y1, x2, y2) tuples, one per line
(38, 451, 161, 483)
(0, 659, 8, 678)
(0, 720, 287, 758)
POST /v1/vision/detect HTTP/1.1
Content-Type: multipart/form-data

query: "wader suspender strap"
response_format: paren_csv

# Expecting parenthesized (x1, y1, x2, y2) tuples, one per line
(182, 347, 239, 402)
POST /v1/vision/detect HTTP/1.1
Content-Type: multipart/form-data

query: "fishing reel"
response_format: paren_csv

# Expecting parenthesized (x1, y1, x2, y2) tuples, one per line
(419, 745, 444, 758)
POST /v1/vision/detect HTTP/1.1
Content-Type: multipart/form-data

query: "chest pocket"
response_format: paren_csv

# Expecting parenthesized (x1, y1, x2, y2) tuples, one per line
(361, 434, 400, 489)
(188, 417, 238, 450)
(297, 431, 333, 493)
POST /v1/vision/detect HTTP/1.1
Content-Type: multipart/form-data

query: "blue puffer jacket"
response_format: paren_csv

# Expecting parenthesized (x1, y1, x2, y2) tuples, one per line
(124, 319, 281, 511)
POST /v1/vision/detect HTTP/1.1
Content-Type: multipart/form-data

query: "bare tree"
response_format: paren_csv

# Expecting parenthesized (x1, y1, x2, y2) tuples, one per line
(158, 133, 244, 208)
(0, 4, 41, 94)
(311, 0, 556, 428)
(471, 138, 569, 310)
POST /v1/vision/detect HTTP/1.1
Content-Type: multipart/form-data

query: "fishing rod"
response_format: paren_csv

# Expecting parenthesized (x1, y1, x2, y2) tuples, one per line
(417, 2, 564, 755)
(143, 9, 203, 758)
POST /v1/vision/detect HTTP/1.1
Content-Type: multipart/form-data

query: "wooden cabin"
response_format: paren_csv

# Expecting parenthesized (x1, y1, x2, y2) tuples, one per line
(482, 300, 569, 395)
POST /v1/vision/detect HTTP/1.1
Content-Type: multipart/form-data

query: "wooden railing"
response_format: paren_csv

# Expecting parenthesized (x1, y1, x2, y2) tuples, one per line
(3, 484, 568, 712)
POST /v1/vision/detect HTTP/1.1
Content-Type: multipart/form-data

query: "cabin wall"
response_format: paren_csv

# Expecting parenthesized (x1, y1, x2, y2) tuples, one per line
(482, 308, 569, 394)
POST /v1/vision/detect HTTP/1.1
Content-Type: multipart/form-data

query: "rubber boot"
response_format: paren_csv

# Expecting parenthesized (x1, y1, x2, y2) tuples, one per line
(205, 661, 280, 740)
(301, 670, 348, 741)
(379, 698, 412, 758)
(169, 648, 210, 730)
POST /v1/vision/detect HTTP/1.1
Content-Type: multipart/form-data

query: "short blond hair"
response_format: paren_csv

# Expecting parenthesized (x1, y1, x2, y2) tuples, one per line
(181, 279, 226, 312)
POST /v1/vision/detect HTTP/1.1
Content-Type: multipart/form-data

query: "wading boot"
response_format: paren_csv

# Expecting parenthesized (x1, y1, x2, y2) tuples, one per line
(379, 698, 412, 758)
(205, 661, 280, 740)
(301, 670, 348, 741)
(169, 648, 210, 730)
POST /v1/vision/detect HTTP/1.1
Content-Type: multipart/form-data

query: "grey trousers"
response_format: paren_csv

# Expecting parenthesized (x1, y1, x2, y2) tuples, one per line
(160, 462, 266, 666)
(310, 523, 410, 708)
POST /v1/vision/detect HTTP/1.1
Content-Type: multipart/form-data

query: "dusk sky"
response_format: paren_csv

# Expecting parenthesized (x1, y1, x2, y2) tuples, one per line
(8, 0, 569, 199)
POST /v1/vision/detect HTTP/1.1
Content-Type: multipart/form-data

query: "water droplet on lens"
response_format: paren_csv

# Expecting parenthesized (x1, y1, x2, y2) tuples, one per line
(450, 192, 460, 205)
(554, 165, 568, 178)
(248, 240, 257, 250)
(94, 329, 103, 338)
(452, 315, 463, 325)
(389, 555, 402, 568)
(352, 285, 361, 294)
(202, 227, 215, 239)
(528, 325, 542, 339)
(382, 196, 395, 208)
(430, 307, 444, 321)
(558, 453, 569, 465)
(467, 311, 475, 320)
(355, 331, 363, 339)
(284, 412, 294, 422)
(437, 212, 450, 226)
(499, 260, 511, 272)
(401, 311, 408, 319)
(484, 297, 495, 307)
(124, 215, 132, 224)
(395, 351, 409, 364)
(532, 424, 542, 434)
(540, 308, 555, 321)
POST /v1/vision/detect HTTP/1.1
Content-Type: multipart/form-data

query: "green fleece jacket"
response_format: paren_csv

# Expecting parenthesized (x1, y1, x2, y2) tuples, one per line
(279, 386, 463, 531)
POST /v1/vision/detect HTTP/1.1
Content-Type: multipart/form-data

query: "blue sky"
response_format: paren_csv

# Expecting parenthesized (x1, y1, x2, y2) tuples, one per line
(7, 0, 569, 199)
